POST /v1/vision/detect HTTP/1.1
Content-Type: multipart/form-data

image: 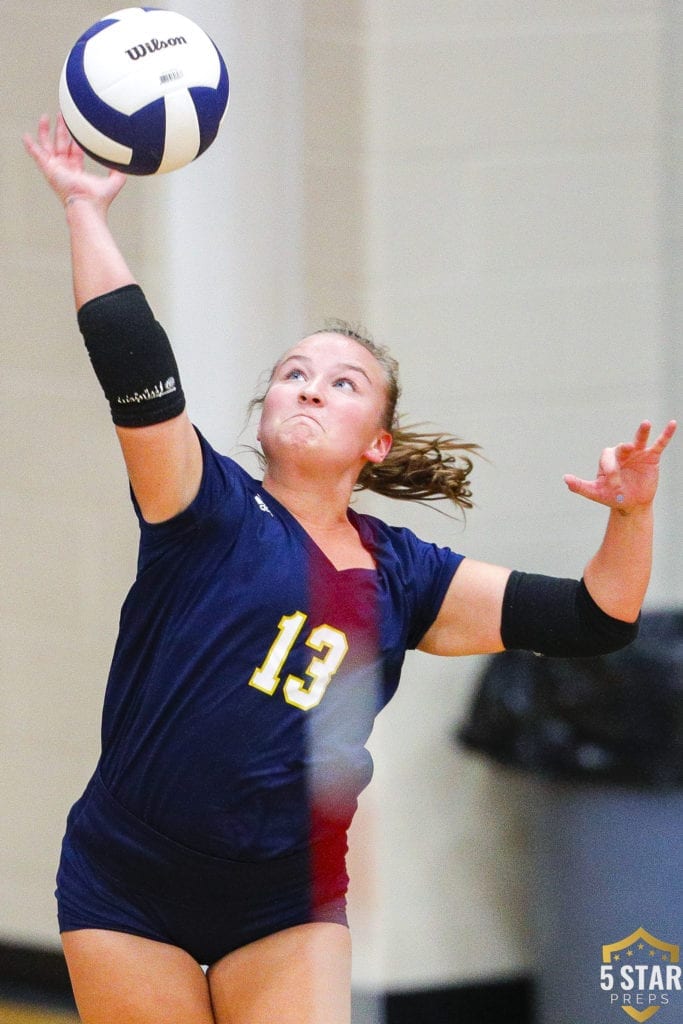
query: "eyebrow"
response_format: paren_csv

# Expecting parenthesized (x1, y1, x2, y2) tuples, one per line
(279, 354, 372, 384)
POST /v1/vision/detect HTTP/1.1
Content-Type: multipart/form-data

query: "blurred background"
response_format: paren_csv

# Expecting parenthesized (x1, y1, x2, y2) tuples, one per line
(2, 1, 681, 1022)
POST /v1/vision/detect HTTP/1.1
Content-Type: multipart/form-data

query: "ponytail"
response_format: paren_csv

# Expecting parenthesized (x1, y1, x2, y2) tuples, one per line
(356, 422, 478, 511)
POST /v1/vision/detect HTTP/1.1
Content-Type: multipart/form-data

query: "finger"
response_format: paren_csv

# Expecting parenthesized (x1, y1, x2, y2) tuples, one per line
(36, 114, 52, 152)
(612, 441, 635, 470)
(22, 132, 37, 158)
(23, 131, 50, 170)
(563, 474, 596, 498)
(631, 420, 652, 449)
(105, 168, 128, 197)
(60, 114, 82, 160)
(54, 114, 72, 154)
(599, 445, 624, 488)
(649, 419, 678, 454)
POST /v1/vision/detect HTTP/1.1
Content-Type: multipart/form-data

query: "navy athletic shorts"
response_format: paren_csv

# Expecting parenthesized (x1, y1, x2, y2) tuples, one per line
(56, 772, 349, 966)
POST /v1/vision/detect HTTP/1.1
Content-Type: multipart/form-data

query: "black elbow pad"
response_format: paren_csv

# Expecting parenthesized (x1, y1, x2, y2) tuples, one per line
(501, 571, 639, 658)
(77, 284, 186, 427)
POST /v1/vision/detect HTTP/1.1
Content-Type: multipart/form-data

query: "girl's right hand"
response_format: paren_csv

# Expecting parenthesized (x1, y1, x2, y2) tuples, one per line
(23, 113, 127, 210)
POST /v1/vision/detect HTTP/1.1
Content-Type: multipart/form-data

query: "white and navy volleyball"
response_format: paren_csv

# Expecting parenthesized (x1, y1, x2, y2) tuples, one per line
(59, 7, 229, 175)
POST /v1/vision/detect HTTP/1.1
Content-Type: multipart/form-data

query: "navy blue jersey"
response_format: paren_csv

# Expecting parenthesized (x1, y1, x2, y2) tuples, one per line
(94, 430, 463, 860)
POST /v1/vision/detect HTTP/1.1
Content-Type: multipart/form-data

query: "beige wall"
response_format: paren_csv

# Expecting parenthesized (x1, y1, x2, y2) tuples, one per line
(3, 0, 680, 993)
(3, 0, 147, 946)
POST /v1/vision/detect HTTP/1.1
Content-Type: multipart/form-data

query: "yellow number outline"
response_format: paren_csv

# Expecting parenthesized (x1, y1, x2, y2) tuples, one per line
(283, 623, 349, 711)
(248, 612, 348, 711)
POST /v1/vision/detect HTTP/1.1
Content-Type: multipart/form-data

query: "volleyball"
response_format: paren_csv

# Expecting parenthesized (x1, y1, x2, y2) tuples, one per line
(59, 7, 229, 175)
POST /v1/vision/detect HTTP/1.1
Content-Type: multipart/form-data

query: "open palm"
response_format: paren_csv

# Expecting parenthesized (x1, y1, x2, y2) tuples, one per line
(23, 114, 126, 209)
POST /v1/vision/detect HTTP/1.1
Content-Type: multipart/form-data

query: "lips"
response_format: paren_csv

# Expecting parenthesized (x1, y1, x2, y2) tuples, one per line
(288, 412, 322, 428)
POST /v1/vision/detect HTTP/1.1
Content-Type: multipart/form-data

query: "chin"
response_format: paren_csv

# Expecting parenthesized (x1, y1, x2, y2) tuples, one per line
(262, 428, 322, 462)
(283, 422, 323, 445)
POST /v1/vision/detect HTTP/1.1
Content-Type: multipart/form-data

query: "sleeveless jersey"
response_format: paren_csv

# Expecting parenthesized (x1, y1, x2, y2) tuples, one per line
(93, 430, 463, 860)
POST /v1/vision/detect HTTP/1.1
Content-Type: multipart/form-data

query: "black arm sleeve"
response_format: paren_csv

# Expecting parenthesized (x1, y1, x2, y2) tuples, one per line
(77, 284, 186, 427)
(501, 570, 640, 658)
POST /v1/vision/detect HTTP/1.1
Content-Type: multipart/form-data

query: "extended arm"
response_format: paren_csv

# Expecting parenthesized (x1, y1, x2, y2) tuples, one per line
(418, 420, 677, 658)
(565, 419, 676, 621)
(23, 115, 202, 522)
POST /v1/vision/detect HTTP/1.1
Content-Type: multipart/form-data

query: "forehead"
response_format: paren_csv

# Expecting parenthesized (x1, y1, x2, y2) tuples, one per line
(280, 332, 386, 382)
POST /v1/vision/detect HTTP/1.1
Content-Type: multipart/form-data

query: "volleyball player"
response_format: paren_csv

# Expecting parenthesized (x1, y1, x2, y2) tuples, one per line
(23, 115, 676, 1024)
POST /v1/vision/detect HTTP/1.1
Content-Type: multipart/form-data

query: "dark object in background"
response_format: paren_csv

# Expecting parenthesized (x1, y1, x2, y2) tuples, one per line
(457, 610, 683, 788)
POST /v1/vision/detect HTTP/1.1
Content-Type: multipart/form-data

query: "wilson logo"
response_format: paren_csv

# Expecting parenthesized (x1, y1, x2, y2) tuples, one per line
(125, 36, 188, 61)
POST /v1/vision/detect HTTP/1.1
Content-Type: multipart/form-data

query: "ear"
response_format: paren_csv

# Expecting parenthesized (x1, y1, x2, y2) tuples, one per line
(363, 429, 393, 465)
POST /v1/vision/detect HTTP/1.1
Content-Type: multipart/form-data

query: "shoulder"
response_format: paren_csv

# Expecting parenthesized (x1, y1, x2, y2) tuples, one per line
(134, 431, 261, 552)
(349, 509, 465, 649)
(194, 430, 256, 492)
(349, 509, 464, 577)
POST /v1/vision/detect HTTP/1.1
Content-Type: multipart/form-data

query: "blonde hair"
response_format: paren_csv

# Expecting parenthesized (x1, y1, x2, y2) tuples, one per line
(249, 319, 478, 512)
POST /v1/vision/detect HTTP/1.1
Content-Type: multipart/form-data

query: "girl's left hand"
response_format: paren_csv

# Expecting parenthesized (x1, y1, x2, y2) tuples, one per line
(563, 419, 677, 513)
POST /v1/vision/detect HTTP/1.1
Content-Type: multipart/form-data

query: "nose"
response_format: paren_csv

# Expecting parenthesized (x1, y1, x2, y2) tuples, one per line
(298, 379, 323, 405)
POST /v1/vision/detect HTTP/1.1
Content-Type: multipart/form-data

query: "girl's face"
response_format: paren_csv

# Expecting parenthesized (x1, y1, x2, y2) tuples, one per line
(257, 333, 393, 476)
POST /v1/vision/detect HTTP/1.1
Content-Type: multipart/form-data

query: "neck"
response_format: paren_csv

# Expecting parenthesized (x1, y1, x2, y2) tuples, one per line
(261, 465, 356, 529)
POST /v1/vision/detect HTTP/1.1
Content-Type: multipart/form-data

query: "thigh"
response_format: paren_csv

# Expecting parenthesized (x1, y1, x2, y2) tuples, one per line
(62, 929, 215, 1024)
(207, 922, 352, 1024)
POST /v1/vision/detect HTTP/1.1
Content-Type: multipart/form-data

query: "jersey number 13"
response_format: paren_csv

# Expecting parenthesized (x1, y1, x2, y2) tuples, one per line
(248, 611, 349, 711)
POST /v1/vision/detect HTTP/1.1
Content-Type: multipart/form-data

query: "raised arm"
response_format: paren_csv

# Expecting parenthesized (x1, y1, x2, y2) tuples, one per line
(23, 115, 202, 523)
(564, 419, 677, 620)
(418, 420, 677, 658)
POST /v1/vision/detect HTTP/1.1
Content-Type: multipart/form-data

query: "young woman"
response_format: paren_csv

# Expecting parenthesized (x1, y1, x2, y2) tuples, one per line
(23, 115, 676, 1024)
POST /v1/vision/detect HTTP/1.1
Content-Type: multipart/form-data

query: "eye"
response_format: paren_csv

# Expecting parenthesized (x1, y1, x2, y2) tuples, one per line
(283, 367, 306, 381)
(333, 377, 357, 391)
